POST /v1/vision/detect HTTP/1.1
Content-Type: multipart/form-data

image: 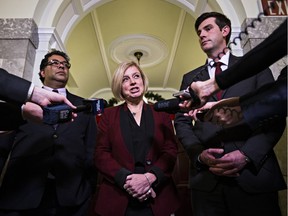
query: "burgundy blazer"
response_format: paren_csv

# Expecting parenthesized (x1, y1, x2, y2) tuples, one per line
(94, 103, 180, 216)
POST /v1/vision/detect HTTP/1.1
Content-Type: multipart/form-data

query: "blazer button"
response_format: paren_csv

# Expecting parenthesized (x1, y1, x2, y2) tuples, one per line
(52, 134, 58, 139)
(146, 160, 152, 165)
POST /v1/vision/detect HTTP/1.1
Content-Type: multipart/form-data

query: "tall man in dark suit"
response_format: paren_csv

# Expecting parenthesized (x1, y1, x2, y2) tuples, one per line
(174, 12, 286, 216)
(0, 50, 97, 216)
(185, 19, 287, 129)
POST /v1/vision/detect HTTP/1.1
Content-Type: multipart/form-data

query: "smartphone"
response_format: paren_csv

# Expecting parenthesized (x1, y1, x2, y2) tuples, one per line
(173, 89, 191, 99)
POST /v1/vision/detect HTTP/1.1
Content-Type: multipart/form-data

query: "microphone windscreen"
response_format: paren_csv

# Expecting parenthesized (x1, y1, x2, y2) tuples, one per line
(84, 98, 105, 115)
(153, 98, 181, 114)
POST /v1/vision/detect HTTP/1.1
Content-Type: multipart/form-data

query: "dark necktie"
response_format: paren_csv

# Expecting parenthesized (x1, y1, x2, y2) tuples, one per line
(214, 62, 223, 100)
(52, 89, 59, 93)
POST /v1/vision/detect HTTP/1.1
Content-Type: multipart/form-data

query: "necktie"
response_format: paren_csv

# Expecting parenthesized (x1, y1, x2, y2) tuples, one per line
(52, 89, 59, 93)
(214, 62, 223, 100)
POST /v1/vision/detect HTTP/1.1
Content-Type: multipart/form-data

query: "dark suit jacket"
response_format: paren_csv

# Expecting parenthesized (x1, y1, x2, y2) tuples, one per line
(94, 103, 180, 216)
(0, 68, 31, 130)
(0, 90, 97, 209)
(174, 54, 286, 193)
(0, 68, 31, 104)
(240, 66, 287, 129)
(0, 102, 25, 130)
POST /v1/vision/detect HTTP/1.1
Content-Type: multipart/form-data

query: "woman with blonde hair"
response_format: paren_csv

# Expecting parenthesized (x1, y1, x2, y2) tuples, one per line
(94, 61, 179, 216)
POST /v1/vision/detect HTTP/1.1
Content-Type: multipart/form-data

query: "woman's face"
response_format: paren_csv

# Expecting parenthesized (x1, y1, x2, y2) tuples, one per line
(121, 65, 144, 101)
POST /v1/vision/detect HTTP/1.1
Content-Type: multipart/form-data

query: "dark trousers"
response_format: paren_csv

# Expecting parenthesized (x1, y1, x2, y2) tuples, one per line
(0, 179, 92, 216)
(191, 180, 282, 216)
(125, 206, 153, 216)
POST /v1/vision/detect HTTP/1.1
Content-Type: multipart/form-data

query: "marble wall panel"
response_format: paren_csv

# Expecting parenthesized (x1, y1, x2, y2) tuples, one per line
(0, 18, 38, 81)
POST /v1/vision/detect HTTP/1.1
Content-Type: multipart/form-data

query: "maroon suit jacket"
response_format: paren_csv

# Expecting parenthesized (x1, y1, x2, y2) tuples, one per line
(94, 103, 180, 215)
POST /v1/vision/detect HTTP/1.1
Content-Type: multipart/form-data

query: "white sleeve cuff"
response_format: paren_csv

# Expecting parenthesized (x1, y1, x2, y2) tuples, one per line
(26, 83, 35, 102)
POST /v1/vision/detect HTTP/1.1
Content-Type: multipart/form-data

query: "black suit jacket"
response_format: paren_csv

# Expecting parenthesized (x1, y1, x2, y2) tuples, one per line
(0, 102, 25, 130)
(0, 68, 31, 104)
(240, 66, 287, 129)
(0, 68, 31, 130)
(174, 54, 286, 193)
(0, 90, 97, 209)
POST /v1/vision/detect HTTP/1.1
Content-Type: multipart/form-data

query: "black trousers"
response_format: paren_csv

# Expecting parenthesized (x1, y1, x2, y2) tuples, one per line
(0, 179, 92, 216)
(191, 179, 282, 216)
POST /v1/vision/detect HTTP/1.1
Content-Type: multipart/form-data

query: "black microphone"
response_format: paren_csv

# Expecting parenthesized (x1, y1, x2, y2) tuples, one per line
(43, 98, 106, 125)
(75, 99, 106, 114)
(153, 98, 181, 114)
(153, 88, 200, 113)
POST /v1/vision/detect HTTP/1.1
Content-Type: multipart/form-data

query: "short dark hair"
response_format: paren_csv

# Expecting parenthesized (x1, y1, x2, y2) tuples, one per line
(39, 49, 70, 83)
(195, 12, 231, 44)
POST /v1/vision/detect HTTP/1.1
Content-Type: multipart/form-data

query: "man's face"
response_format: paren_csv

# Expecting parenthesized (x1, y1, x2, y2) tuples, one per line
(196, 17, 228, 56)
(40, 54, 70, 87)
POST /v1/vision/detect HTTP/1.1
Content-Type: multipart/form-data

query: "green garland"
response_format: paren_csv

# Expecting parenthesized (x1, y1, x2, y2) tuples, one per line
(145, 91, 165, 102)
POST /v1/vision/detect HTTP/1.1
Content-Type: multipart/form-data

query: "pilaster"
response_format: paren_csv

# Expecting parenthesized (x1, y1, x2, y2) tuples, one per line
(240, 17, 287, 78)
(0, 18, 38, 81)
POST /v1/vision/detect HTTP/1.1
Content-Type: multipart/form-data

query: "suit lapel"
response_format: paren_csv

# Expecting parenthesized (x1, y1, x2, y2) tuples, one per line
(193, 65, 210, 82)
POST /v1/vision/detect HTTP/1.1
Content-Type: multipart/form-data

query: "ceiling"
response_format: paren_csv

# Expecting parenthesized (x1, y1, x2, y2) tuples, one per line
(63, 0, 238, 102)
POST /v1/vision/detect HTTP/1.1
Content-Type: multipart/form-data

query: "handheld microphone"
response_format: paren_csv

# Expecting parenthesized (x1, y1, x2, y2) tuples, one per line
(74, 99, 106, 115)
(153, 98, 181, 114)
(43, 98, 106, 125)
(153, 88, 200, 113)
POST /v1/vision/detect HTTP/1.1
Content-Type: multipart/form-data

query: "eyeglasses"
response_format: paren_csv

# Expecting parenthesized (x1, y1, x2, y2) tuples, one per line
(46, 59, 71, 69)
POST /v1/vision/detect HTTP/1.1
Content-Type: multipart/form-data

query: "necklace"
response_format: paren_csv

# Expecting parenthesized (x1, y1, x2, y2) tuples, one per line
(131, 109, 141, 116)
(128, 106, 142, 116)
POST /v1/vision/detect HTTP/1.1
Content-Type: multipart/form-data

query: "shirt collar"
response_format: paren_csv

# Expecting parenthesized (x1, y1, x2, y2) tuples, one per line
(43, 86, 66, 96)
(207, 50, 230, 68)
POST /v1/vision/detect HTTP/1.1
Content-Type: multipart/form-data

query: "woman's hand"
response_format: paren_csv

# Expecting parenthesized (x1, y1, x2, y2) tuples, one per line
(124, 173, 157, 201)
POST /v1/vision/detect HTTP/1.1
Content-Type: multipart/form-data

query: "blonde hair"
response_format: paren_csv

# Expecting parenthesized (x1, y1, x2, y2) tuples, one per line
(111, 61, 149, 101)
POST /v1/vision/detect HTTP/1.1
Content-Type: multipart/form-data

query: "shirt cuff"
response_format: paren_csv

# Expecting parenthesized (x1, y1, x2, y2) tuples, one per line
(197, 154, 204, 164)
(26, 83, 35, 102)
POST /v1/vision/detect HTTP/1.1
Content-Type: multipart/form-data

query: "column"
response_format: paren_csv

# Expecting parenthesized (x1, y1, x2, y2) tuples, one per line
(0, 18, 39, 81)
(240, 17, 287, 78)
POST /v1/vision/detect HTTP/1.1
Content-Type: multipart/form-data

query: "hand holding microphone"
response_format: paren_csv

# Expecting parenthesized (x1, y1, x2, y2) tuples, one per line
(153, 87, 201, 114)
(42, 98, 106, 125)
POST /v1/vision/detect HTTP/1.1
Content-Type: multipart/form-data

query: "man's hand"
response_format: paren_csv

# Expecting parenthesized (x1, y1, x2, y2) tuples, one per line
(200, 149, 248, 177)
(22, 102, 43, 123)
(30, 86, 76, 109)
(209, 150, 249, 177)
(22, 102, 77, 124)
(190, 78, 220, 107)
(199, 148, 224, 166)
(183, 101, 217, 120)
